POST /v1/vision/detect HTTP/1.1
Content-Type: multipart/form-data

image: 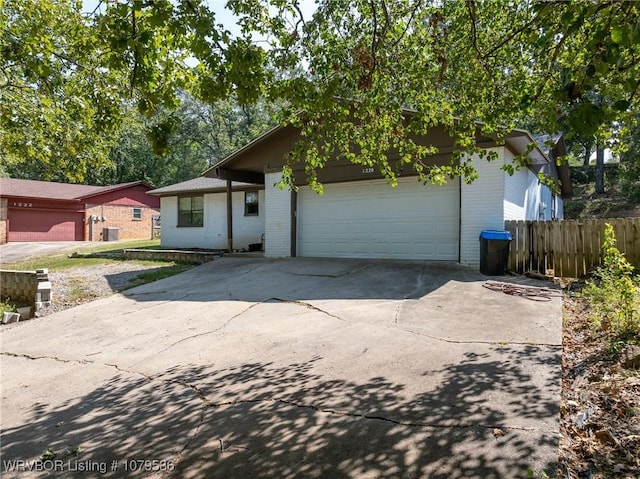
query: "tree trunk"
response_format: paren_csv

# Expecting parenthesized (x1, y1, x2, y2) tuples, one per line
(583, 139, 595, 166)
(595, 145, 605, 194)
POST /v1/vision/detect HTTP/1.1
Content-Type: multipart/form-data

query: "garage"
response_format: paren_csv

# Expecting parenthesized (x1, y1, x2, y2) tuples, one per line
(7, 209, 84, 242)
(297, 177, 460, 260)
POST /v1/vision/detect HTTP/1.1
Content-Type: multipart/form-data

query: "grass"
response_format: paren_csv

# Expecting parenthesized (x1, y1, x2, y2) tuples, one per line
(3, 239, 163, 271)
(2, 239, 198, 307)
(65, 278, 90, 303)
(122, 263, 194, 290)
(84, 239, 162, 254)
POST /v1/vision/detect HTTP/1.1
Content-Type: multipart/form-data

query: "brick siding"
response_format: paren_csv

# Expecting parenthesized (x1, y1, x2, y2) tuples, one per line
(264, 172, 292, 257)
(459, 147, 506, 267)
(85, 204, 159, 241)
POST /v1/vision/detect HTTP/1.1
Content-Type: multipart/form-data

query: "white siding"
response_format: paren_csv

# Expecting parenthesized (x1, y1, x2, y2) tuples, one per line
(264, 172, 292, 257)
(503, 151, 530, 221)
(503, 148, 561, 221)
(297, 177, 459, 260)
(555, 195, 564, 219)
(460, 147, 505, 267)
(524, 170, 543, 220)
(159, 191, 264, 250)
(234, 190, 265, 247)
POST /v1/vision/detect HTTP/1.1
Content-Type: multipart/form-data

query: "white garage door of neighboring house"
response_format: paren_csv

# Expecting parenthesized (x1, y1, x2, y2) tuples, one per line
(298, 177, 460, 260)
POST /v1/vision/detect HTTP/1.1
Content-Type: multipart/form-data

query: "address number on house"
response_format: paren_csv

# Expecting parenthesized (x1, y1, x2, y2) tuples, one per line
(362, 167, 375, 174)
(12, 202, 33, 208)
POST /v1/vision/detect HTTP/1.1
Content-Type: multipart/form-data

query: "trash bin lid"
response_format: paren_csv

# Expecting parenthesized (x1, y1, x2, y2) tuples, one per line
(479, 229, 512, 241)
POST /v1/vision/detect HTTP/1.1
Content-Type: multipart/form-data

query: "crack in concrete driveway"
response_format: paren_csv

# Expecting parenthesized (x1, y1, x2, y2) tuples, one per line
(0, 257, 562, 479)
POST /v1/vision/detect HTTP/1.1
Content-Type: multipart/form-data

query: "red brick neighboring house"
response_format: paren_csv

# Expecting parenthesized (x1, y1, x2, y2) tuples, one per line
(0, 178, 160, 244)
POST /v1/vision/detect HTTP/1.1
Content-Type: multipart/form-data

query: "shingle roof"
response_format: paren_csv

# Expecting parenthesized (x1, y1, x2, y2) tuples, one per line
(532, 133, 563, 157)
(0, 178, 151, 201)
(79, 180, 154, 199)
(147, 177, 256, 196)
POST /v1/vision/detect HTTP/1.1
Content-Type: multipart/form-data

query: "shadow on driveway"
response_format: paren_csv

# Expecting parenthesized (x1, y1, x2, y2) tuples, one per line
(1, 257, 561, 478)
(1, 348, 558, 478)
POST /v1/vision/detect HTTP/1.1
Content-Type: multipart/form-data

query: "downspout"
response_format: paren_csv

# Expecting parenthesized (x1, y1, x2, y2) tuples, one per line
(226, 176, 233, 252)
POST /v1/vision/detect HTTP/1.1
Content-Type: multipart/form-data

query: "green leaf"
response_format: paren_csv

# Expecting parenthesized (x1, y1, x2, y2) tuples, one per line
(613, 99, 630, 112)
(611, 26, 624, 44)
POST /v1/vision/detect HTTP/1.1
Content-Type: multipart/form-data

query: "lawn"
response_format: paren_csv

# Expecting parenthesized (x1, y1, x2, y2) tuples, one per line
(4, 239, 163, 271)
(2, 240, 196, 314)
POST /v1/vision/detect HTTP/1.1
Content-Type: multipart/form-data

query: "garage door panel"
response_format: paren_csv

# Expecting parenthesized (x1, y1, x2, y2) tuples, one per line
(298, 178, 459, 260)
(8, 210, 84, 241)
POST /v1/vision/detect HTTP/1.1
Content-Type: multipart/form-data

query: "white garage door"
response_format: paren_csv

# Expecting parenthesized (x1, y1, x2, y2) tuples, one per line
(298, 177, 460, 260)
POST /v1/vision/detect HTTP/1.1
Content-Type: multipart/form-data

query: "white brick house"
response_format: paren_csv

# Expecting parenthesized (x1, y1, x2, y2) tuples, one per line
(193, 123, 571, 269)
(147, 177, 265, 251)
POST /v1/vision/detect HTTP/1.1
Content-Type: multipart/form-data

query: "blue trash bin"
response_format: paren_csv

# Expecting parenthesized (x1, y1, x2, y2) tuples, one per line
(479, 230, 512, 275)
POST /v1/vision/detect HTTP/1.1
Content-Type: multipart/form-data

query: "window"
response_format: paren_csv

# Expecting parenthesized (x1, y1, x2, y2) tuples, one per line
(178, 196, 204, 227)
(551, 195, 557, 220)
(245, 191, 259, 216)
(132, 207, 142, 220)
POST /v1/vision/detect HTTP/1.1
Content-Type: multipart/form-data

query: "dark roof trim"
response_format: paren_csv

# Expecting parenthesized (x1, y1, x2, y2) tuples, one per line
(206, 115, 553, 175)
(147, 177, 264, 197)
(202, 108, 571, 196)
(202, 124, 286, 177)
(147, 184, 262, 197)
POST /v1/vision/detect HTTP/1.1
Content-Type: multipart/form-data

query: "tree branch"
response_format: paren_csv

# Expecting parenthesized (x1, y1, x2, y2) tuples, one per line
(130, 3, 139, 96)
(390, 0, 420, 49)
(532, 32, 568, 101)
(292, 2, 306, 32)
(370, 0, 378, 66)
(0, 81, 31, 91)
(86, 0, 105, 17)
(483, 4, 550, 59)
(466, 0, 480, 58)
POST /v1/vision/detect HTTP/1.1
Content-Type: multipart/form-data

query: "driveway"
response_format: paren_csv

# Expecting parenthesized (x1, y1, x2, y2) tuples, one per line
(0, 258, 562, 478)
(0, 242, 93, 265)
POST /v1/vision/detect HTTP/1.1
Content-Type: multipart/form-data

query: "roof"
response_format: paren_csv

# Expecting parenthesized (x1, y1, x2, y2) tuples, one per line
(146, 177, 258, 197)
(0, 178, 154, 201)
(532, 133, 564, 157)
(202, 112, 571, 198)
(205, 116, 553, 175)
(79, 180, 156, 200)
(203, 124, 285, 177)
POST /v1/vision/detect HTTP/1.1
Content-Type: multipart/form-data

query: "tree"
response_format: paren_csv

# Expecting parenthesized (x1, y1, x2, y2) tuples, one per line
(0, 0, 123, 182)
(619, 118, 640, 202)
(2, 1, 639, 188)
(258, 0, 640, 189)
(86, 94, 275, 187)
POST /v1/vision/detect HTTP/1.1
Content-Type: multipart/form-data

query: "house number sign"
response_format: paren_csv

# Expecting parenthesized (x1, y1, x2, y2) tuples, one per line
(362, 167, 374, 174)
(12, 202, 33, 208)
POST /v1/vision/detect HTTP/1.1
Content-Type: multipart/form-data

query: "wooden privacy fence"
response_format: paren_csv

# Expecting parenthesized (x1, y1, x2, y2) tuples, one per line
(505, 218, 640, 278)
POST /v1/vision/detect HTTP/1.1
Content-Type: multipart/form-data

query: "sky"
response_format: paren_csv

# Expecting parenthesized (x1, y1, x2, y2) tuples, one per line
(82, 0, 317, 40)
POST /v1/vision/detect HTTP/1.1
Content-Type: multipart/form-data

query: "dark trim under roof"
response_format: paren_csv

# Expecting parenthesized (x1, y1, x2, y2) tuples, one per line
(203, 113, 571, 197)
(147, 177, 262, 197)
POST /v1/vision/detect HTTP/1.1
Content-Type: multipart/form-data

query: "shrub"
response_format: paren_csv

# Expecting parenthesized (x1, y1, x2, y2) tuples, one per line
(0, 301, 16, 315)
(582, 224, 640, 340)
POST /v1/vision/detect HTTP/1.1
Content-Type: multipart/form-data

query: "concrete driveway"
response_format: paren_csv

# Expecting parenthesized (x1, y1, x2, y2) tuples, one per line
(0, 242, 93, 265)
(0, 258, 562, 478)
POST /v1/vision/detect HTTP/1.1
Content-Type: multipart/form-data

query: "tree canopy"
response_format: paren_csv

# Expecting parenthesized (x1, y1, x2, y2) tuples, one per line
(1, 0, 638, 187)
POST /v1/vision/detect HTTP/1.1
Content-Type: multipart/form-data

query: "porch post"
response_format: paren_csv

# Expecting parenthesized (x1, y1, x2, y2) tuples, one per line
(226, 176, 233, 252)
(290, 190, 297, 257)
